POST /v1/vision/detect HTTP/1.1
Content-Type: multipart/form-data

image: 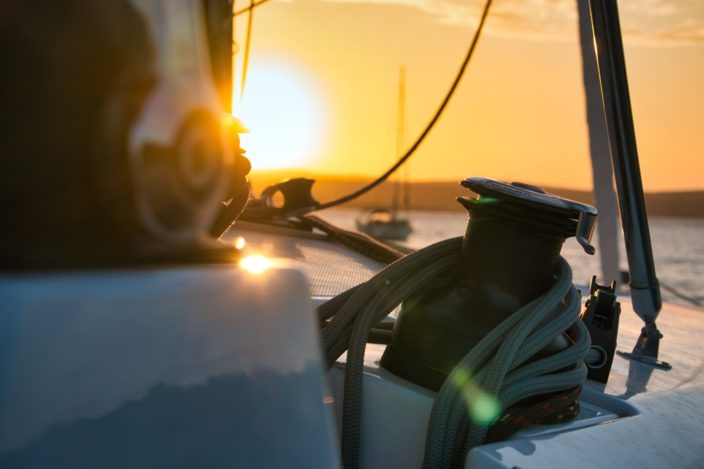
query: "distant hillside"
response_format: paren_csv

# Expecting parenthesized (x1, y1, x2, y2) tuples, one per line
(248, 170, 704, 218)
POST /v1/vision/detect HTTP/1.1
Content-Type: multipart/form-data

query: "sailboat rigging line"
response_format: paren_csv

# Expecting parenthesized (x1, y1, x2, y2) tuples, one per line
(301, 0, 494, 214)
(239, 0, 256, 99)
(233, 0, 272, 17)
(304, 214, 406, 264)
(659, 282, 703, 308)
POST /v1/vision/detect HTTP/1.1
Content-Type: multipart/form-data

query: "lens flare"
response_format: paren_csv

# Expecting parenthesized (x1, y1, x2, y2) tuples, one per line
(452, 369, 502, 426)
(465, 390, 501, 426)
(234, 236, 246, 250)
(240, 255, 272, 274)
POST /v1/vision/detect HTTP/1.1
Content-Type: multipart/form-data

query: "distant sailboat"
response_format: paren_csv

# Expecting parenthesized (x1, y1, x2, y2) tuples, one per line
(357, 66, 413, 241)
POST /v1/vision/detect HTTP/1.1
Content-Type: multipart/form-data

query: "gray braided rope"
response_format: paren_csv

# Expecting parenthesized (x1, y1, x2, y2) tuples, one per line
(319, 245, 589, 469)
(342, 253, 460, 468)
(322, 237, 463, 366)
(423, 259, 590, 468)
(319, 237, 463, 468)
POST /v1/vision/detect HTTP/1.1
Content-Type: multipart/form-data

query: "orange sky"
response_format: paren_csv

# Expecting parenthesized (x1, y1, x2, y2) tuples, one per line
(233, 0, 704, 191)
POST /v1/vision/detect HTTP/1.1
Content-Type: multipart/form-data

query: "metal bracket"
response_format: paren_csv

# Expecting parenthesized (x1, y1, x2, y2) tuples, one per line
(581, 276, 621, 383)
(616, 321, 672, 370)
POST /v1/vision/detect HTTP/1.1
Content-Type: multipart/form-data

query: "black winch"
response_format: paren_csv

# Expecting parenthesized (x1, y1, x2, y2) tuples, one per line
(380, 177, 597, 391)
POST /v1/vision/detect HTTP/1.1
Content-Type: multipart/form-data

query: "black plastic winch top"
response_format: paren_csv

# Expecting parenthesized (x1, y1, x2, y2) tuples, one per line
(460, 177, 597, 254)
(380, 177, 598, 391)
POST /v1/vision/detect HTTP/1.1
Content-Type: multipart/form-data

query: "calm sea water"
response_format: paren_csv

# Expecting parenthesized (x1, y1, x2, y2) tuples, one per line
(320, 209, 704, 310)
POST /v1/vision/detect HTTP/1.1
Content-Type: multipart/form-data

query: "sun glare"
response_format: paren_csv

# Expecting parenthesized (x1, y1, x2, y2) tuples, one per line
(235, 62, 325, 170)
(240, 255, 272, 274)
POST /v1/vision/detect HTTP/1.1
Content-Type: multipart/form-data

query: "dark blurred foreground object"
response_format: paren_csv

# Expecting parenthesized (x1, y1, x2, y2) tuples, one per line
(0, 0, 249, 269)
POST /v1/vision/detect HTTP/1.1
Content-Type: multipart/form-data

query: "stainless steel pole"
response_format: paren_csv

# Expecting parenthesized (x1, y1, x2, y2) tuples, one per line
(588, 0, 668, 367)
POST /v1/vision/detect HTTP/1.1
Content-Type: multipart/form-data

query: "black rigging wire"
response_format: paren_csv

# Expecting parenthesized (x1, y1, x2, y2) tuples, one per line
(233, 0, 272, 17)
(240, 0, 256, 98)
(230, 0, 493, 216)
(660, 281, 703, 308)
(306, 0, 494, 214)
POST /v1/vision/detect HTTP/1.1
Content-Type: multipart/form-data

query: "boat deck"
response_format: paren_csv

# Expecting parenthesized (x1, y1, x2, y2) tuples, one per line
(226, 222, 704, 398)
(227, 223, 704, 468)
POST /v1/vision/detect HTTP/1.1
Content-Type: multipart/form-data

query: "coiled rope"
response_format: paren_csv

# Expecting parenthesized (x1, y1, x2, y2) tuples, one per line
(423, 258, 589, 468)
(319, 239, 590, 469)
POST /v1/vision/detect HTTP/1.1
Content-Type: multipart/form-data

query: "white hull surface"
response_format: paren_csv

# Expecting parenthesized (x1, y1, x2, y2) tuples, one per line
(0, 263, 339, 468)
(228, 225, 704, 468)
(232, 225, 704, 469)
(328, 299, 704, 469)
(1, 224, 702, 468)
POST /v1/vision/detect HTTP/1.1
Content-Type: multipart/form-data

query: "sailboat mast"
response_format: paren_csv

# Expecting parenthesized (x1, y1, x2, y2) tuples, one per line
(392, 66, 406, 214)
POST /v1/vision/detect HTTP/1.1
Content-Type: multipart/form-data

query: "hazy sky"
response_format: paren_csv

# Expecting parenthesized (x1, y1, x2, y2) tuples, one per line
(233, 0, 704, 191)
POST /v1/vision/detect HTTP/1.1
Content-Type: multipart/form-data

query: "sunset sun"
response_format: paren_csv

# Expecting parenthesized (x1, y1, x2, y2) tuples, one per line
(235, 62, 326, 170)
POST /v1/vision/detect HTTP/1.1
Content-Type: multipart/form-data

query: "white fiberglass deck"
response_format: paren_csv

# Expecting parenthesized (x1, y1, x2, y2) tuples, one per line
(228, 223, 704, 469)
